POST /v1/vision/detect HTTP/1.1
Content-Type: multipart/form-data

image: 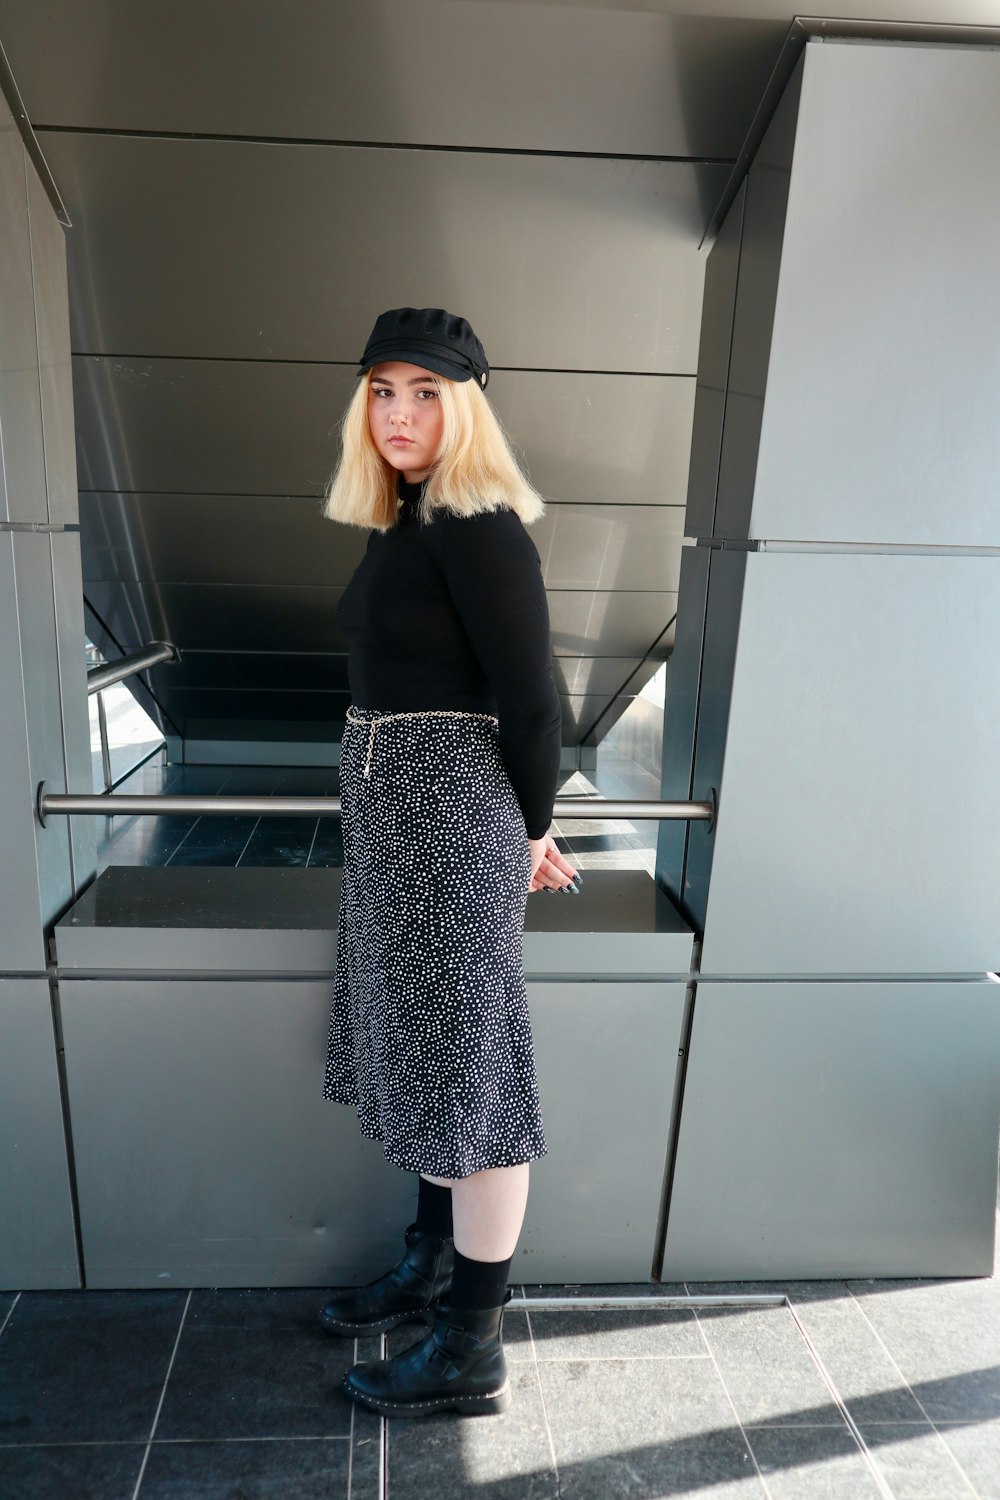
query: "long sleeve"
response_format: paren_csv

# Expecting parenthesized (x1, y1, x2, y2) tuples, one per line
(425, 508, 562, 838)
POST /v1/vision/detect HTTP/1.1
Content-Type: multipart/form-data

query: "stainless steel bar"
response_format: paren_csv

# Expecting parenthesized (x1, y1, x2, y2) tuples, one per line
(508, 1294, 787, 1310)
(87, 641, 179, 694)
(96, 692, 113, 792)
(35, 792, 715, 822)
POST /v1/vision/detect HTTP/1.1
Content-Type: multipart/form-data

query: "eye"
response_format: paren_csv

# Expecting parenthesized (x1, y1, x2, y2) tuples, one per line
(416, 387, 439, 400)
(371, 385, 392, 398)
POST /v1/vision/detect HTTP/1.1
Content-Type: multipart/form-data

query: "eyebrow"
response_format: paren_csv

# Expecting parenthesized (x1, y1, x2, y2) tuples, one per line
(370, 375, 440, 387)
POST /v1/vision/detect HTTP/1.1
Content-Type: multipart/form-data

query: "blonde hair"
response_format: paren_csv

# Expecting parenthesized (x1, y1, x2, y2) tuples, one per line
(321, 370, 546, 532)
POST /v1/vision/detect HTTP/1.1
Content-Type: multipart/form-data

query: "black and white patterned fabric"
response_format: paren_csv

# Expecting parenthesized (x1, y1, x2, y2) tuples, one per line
(323, 703, 548, 1179)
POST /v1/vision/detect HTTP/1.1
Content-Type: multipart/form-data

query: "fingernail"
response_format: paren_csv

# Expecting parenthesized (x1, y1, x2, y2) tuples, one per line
(542, 886, 554, 894)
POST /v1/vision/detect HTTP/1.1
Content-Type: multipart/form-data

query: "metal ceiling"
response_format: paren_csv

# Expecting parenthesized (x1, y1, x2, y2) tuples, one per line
(0, 0, 992, 750)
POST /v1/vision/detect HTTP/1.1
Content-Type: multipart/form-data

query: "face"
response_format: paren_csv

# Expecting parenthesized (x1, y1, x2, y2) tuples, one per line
(367, 361, 445, 483)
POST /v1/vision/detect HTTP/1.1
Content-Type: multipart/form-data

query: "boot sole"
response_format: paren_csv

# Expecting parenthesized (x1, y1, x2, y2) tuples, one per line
(318, 1305, 436, 1337)
(342, 1374, 512, 1418)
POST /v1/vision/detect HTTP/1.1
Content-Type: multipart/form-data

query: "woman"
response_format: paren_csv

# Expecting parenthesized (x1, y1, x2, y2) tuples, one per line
(318, 307, 581, 1419)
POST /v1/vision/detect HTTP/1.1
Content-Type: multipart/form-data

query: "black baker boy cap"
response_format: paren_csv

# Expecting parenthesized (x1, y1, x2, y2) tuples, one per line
(357, 307, 490, 389)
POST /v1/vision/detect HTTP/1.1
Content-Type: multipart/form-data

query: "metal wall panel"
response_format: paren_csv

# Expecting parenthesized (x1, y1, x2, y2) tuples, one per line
(47, 134, 717, 373)
(751, 41, 1000, 545)
(655, 545, 711, 911)
(533, 505, 686, 593)
(0, 534, 72, 973)
(0, 978, 79, 1289)
(700, 552, 1000, 976)
(59, 976, 414, 1288)
(0, 0, 778, 159)
(526, 981, 686, 1282)
(680, 546, 748, 934)
(662, 979, 1000, 1280)
(50, 533, 97, 892)
(25, 162, 78, 526)
(0, 97, 46, 524)
(490, 373, 696, 508)
(715, 51, 803, 541)
(684, 179, 745, 540)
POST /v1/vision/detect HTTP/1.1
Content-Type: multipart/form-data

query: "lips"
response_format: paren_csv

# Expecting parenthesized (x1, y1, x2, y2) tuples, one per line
(388, 436, 415, 446)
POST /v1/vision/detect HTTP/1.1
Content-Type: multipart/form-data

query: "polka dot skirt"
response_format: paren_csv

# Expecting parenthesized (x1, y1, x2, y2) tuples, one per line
(323, 703, 549, 1180)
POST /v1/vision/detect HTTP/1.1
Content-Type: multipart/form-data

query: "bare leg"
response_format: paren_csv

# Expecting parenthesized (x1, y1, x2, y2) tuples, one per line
(420, 1163, 529, 1261)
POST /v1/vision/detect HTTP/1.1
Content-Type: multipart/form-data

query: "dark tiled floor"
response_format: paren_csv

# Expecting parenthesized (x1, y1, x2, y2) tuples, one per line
(4, 1242, 1000, 1499)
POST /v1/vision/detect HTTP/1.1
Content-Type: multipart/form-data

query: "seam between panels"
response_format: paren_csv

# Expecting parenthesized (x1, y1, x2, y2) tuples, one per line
(523, 1305, 561, 1497)
(686, 1286, 774, 1500)
(843, 1285, 981, 1499)
(346, 1338, 356, 1500)
(784, 1298, 899, 1500)
(130, 1289, 192, 1500)
(0, 1295, 20, 1339)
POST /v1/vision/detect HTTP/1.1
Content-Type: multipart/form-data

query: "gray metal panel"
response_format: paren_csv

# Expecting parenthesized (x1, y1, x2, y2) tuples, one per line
(0, 978, 79, 1289)
(554, 657, 649, 698)
(82, 493, 369, 588)
(81, 493, 684, 594)
(24, 158, 78, 526)
(525, 981, 686, 1282)
(655, 544, 711, 911)
(0, 0, 778, 159)
(50, 532, 97, 895)
(549, 590, 675, 659)
(47, 134, 716, 373)
(59, 976, 413, 1287)
(700, 552, 1000, 975)
(681, 546, 747, 934)
(59, 974, 684, 1287)
(72, 357, 355, 497)
(715, 51, 803, 541)
(489, 374, 696, 508)
(0, 533, 72, 972)
(685, 179, 745, 540)
(752, 41, 1000, 546)
(662, 979, 1000, 1280)
(533, 505, 686, 593)
(0, 98, 46, 524)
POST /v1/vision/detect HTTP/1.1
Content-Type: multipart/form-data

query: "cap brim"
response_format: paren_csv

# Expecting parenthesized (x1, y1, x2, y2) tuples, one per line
(357, 348, 475, 383)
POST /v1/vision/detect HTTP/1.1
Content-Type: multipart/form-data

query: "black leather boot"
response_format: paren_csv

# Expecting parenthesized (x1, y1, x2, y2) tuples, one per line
(318, 1224, 454, 1336)
(341, 1290, 513, 1418)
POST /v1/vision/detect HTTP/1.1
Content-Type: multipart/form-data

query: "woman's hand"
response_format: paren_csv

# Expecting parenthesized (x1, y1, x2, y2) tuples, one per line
(527, 832, 581, 895)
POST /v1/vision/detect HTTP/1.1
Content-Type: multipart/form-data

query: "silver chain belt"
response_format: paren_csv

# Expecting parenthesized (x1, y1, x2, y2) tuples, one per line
(345, 705, 500, 778)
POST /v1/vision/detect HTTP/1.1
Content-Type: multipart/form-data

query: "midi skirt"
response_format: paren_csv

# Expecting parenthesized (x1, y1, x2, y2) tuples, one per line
(322, 703, 548, 1179)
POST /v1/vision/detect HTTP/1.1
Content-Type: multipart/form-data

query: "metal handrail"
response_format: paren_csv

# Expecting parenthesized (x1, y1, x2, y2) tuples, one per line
(35, 786, 716, 830)
(87, 640, 180, 694)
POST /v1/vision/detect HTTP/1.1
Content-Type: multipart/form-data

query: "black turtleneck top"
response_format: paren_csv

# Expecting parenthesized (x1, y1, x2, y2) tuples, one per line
(335, 476, 562, 839)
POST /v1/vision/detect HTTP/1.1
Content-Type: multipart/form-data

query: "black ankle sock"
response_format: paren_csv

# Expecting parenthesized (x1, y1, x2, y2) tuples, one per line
(415, 1176, 454, 1239)
(450, 1248, 514, 1311)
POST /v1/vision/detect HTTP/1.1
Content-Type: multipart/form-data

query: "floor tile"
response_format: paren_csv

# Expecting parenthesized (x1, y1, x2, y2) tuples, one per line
(788, 1291, 927, 1423)
(385, 1364, 556, 1500)
(856, 1422, 978, 1499)
(521, 1281, 690, 1300)
(154, 1290, 352, 1441)
(936, 1419, 1000, 1500)
(538, 1358, 765, 1498)
(525, 1306, 704, 1361)
(0, 1441, 145, 1500)
(386, 1311, 533, 1365)
(744, 1425, 884, 1498)
(695, 1308, 846, 1427)
(139, 1437, 350, 1498)
(846, 1276, 1000, 1420)
(0, 1291, 187, 1444)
